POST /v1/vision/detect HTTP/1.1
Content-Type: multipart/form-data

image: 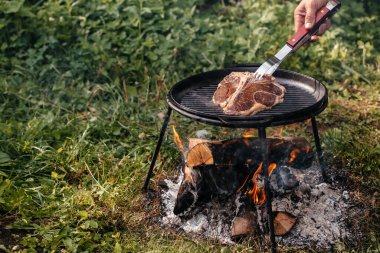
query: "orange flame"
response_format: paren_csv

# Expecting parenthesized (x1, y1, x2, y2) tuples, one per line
(268, 163, 277, 175)
(242, 129, 255, 138)
(172, 125, 184, 154)
(239, 162, 277, 205)
(288, 148, 301, 164)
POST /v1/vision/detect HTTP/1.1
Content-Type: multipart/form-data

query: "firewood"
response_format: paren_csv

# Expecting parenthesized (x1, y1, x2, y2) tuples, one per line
(274, 211, 297, 236)
(174, 136, 314, 215)
(186, 142, 214, 167)
(187, 138, 221, 167)
(231, 217, 255, 241)
(230, 207, 257, 241)
(188, 138, 220, 150)
(185, 137, 313, 170)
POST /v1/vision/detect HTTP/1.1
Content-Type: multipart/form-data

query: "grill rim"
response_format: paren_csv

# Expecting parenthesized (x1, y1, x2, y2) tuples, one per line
(167, 65, 328, 128)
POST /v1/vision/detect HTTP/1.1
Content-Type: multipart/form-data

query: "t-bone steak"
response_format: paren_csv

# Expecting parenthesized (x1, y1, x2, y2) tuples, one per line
(212, 72, 286, 116)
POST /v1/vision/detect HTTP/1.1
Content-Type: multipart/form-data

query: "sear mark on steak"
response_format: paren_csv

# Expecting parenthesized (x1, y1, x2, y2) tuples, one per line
(212, 72, 286, 116)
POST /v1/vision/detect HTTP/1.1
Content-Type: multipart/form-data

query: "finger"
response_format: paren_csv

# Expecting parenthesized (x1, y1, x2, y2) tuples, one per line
(316, 20, 332, 36)
(304, 0, 330, 29)
(305, 0, 318, 29)
(310, 35, 319, 41)
(317, 23, 328, 36)
(294, 3, 306, 32)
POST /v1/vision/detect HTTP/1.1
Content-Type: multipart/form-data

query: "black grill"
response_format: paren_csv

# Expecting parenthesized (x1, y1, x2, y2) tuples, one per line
(143, 65, 329, 253)
(167, 66, 328, 127)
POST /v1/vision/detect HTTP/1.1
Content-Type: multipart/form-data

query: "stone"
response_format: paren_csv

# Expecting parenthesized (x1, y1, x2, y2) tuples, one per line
(277, 167, 299, 190)
(342, 191, 350, 201)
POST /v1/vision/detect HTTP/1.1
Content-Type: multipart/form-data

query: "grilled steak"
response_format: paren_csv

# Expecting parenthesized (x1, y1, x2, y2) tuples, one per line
(212, 72, 286, 116)
(212, 72, 251, 108)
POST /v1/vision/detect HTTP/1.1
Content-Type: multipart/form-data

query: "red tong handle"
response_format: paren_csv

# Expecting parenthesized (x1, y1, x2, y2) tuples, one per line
(287, 0, 341, 49)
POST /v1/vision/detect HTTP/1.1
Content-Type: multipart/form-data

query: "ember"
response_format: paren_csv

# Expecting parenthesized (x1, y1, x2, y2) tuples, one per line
(288, 148, 301, 163)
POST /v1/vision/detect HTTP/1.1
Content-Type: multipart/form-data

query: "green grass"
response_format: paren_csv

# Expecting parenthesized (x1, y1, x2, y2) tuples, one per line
(0, 0, 379, 252)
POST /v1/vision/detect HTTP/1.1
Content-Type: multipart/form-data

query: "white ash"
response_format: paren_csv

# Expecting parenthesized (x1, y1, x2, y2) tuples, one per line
(160, 178, 182, 226)
(160, 175, 235, 244)
(160, 162, 353, 250)
(268, 164, 352, 249)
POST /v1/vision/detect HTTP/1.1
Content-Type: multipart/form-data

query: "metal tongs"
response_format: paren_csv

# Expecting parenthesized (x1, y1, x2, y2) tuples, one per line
(254, 0, 341, 79)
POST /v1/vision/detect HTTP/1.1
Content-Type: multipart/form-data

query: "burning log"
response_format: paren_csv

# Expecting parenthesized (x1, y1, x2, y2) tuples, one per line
(240, 162, 277, 205)
(186, 137, 313, 169)
(174, 136, 314, 215)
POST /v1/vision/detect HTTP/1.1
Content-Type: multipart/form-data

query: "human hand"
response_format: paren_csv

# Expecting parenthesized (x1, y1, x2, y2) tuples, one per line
(294, 0, 332, 41)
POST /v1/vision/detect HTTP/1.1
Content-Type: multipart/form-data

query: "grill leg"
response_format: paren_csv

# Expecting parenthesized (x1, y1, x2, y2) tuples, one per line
(258, 128, 276, 253)
(311, 116, 327, 181)
(142, 108, 172, 191)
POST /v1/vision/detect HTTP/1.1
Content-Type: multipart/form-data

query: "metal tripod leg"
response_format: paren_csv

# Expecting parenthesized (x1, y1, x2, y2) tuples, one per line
(258, 128, 276, 253)
(311, 116, 327, 181)
(142, 108, 172, 191)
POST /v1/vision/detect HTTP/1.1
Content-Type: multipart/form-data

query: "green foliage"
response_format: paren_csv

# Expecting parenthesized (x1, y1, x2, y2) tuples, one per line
(1, 0, 379, 87)
(0, 0, 379, 252)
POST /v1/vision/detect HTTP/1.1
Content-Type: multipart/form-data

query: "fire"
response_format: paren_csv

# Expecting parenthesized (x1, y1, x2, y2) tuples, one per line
(240, 162, 277, 205)
(172, 125, 185, 154)
(242, 129, 255, 138)
(288, 148, 301, 163)
(268, 162, 277, 175)
(172, 125, 194, 182)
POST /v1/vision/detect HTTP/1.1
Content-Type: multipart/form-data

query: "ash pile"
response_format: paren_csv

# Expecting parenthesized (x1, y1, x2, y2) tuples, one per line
(159, 132, 355, 250)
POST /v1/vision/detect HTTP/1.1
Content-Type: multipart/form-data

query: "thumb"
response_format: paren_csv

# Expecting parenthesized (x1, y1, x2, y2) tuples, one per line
(305, 1, 318, 29)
